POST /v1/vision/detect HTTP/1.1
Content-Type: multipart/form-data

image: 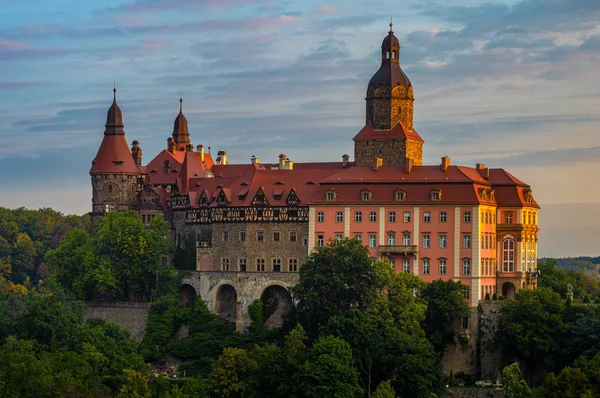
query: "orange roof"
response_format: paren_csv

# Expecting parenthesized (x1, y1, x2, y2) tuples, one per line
(90, 135, 140, 175)
(353, 123, 424, 143)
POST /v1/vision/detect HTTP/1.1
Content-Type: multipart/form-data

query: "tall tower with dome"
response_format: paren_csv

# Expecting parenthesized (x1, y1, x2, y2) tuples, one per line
(354, 23, 424, 167)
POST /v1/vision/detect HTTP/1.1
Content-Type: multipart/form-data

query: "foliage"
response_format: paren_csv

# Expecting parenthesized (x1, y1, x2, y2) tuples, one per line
(498, 287, 569, 381)
(206, 347, 258, 397)
(502, 362, 532, 398)
(538, 258, 600, 299)
(420, 279, 470, 352)
(294, 335, 363, 398)
(372, 381, 396, 398)
(534, 352, 600, 397)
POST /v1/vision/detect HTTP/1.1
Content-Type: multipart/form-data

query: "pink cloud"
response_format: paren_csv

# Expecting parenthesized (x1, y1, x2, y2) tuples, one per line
(245, 14, 302, 29)
(315, 5, 340, 15)
(0, 38, 26, 52)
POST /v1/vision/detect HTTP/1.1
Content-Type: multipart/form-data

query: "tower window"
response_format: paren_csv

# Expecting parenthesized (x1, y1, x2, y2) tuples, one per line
(386, 51, 390, 59)
(392, 51, 396, 59)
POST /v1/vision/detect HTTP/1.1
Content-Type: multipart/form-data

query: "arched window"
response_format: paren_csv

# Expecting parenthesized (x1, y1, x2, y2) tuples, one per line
(386, 51, 390, 59)
(392, 51, 396, 59)
(502, 238, 515, 272)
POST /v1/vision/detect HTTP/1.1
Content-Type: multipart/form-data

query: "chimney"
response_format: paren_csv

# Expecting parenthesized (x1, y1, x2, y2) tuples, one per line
(186, 143, 194, 152)
(283, 159, 294, 170)
(405, 158, 414, 173)
(251, 155, 259, 164)
(217, 150, 227, 165)
(197, 145, 205, 162)
(279, 153, 286, 169)
(131, 140, 142, 167)
(441, 156, 450, 172)
(476, 163, 490, 179)
(342, 154, 349, 168)
(372, 157, 383, 171)
(167, 138, 175, 153)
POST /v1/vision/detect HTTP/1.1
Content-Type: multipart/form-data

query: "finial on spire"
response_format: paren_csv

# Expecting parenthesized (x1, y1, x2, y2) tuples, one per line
(113, 80, 117, 101)
(179, 92, 183, 113)
(389, 17, 393, 33)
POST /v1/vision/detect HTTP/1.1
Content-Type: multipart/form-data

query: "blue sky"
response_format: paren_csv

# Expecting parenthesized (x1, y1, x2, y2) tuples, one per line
(1, 0, 599, 257)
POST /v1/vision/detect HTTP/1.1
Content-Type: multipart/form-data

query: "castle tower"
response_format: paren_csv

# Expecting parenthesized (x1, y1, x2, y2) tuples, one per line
(353, 23, 424, 167)
(172, 97, 191, 151)
(90, 87, 141, 215)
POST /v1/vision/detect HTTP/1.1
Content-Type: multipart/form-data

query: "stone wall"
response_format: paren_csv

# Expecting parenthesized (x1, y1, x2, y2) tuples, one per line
(354, 139, 408, 167)
(84, 301, 150, 341)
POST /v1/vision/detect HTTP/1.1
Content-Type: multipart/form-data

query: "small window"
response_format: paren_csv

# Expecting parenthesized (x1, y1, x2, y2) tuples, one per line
(439, 259, 447, 275)
(317, 235, 324, 246)
(505, 212, 513, 224)
(388, 211, 396, 223)
(422, 259, 430, 275)
(289, 231, 297, 242)
(369, 212, 377, 223)
(289, 258, 298, 272)
(423, 211, 431, 223)
(439, 234, 447, 248)
(107, 184, 113, 194)
(403, 259, 411, 273)
(369, 234, 377, 248)
(273, 258, 281, 272)
(105, 203, 115, 213)
(440, 212, 447, 223)
(388, 233, 395, 246)
(273, 232, 280, 242)
(403, 212, 411, 223)
(430, 189, 442, 201)
(463, 235, 471, 249)
(395, 189, 406, 201)
(257, 231, 264, 241)
(239, 258, 247, 272)
(403, 234, 411, 246)
(325, 189, 336, 202)
(256, 258, 265, 272)
(463, 259, 471, 275)
(336, 234, 343, 242)
(222, 231, 229, 241)
(336, 212, 343, 223)
(221, 258, 230, 271)
(355, 211, 363, 223)
(361, 189, 372, 202)
(239, 231, 246, 242)
(317, 212, 324, 223)
(423, 235, 430, 248)
(464, 211, 471, 223)
(355, 234, 362, 242)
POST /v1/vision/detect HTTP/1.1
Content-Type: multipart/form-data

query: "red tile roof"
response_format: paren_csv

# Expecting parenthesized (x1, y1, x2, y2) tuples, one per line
(90, 135, 141, 175)
(353, 123, 424, 143)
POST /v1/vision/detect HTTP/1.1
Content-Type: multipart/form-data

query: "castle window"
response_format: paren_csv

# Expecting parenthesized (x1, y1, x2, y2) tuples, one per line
(395, 189, 406, 201)
(107, 184, 113, 194)
(289, 231, 297, 242)
(403, 234, 411, 246)
(440, 211, 447, 223)
(388, 232, 395, 246)
(222, 231, 229, 241)
(505, 212, 513, 224)
(439, 259, 447, 275)
(221, 258, 230, 271)
(403, 212, 411, 223)
(386, 51, 390, 59)
(361, 189, 372, 202)
(317, 212, 324, 223)
(317, 235, 324, 246)
(325, 189, 336, 202)
(369, 211, 377, 223)
(104, 202, 115, 213)
(464, 211, 471, 223)
(389, 211, 396, 223)
(524, 189, 533, 204)
(355, 211, 362, 223)
(273, 258, 281, 272)
(289, 258, 298, 272)
(463, 259, 471, 275)
(369, 234, 376, 248)
(422, 259, 430, 275)
(273, 232, 280, 242)
(392, 51, 396, 59)
(239, 231, 246, 242)
(403, 259, 411, 273)
(502, 238, 515, 272)
(256, 258, 265, 272)
(239, 258, 247, 272)
(430, 189, 442, 201)
(336, 212, 343, 223)
(257, 231, 264, 241)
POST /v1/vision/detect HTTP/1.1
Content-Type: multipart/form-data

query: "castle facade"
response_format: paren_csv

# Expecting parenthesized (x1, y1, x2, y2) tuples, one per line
(90, 26, 539, 325)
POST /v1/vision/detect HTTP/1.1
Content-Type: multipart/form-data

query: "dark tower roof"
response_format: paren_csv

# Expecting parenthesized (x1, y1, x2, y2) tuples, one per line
(367, 23, 412, 91)
(104, 87, 125, 136)
(172, 97, 191, 146)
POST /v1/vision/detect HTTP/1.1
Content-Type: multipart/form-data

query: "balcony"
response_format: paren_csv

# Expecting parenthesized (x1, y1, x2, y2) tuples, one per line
(379, 245, 418, 255)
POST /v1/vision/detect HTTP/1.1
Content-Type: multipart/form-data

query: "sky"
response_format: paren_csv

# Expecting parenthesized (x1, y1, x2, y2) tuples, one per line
(0, 0, 599, 257)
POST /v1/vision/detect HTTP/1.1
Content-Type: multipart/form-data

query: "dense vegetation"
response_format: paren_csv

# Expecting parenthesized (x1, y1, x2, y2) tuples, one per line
(1, 206, 600, 397)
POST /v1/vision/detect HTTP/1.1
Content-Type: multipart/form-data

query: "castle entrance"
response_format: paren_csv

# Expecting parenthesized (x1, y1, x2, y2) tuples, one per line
(215, 284, 237, 323)
(260, 285, 292, 329)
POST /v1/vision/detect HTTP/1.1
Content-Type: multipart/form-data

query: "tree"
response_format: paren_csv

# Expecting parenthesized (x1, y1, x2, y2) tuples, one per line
(502, 362, 531, 398)
(294, 336, 363, 398)
(372, 381, 396, 398)
(291, 238, 390, 339)
(11, 232, 37, 282)
(498, 287, 568, 381)
(207, 348, 258, 397)
(420, 279, 470, 352)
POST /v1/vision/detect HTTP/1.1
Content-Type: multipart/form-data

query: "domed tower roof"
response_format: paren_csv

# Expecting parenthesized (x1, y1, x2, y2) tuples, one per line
(172, 97, 190, 146)
(367, 22, 412, 91)
(104, 87, 125, 136)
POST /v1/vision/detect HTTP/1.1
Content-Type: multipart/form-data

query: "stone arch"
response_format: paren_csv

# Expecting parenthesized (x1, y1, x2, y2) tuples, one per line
(374, 85, 391, 97)
(392, 85, 407, 98)
(502, 282, 516, 300)
(260, 284, 293, 329)
(179, 283, 197, 308)
(214, 283, 237, 323)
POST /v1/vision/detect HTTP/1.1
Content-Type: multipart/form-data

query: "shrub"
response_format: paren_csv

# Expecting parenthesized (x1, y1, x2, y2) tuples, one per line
(485, 293, 490, 300)
(492, 293, 498, 300)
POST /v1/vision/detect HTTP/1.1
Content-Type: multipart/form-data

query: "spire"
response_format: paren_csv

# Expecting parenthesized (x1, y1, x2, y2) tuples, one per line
(104, 85, 125, 136)
(172, 95, 190, 147)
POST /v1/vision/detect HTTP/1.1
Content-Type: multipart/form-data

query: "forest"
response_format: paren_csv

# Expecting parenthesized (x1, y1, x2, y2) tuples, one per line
(0, 207, 599, 397)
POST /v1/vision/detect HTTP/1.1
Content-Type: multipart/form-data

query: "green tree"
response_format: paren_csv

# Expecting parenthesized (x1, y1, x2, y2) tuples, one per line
(502, 362, 531, 398)
(372, 381, 396, 398)
(294, 335, 363, 398)
(420, 279, 470, 352)
(291, 238, 387, 339)
(207, 347, 258, 397)
(498, 287, 568, 381)
(117, 369, 150, 398)
(11, 232, 37, 282)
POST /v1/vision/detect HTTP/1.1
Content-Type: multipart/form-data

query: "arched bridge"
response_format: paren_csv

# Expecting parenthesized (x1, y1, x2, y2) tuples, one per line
(179, 271, 299, 330)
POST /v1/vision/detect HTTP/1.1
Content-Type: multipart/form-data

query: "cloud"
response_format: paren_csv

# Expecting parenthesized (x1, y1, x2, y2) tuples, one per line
(315, 5, 340, 15)
(468, 146, 600, 168)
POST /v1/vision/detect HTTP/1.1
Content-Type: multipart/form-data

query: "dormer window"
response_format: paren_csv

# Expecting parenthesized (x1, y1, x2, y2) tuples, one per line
(490, 190, 496, 202)
(164, 160, 171, 174)
(430, 189, 442, 201)
(325, 189, 337, 202)
(395, 189, 406, 202)
(361, 189, 372, 202)
(524, 189, 533, 204)
(480, 189, 488, 201)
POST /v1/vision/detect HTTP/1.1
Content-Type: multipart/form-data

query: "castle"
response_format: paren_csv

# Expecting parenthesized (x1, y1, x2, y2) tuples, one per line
(90, 25, 540, 329)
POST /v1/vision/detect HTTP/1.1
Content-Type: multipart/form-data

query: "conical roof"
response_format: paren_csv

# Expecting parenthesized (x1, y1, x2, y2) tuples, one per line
(104, 88, 125, 136)
(172, 97, 190, 146)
